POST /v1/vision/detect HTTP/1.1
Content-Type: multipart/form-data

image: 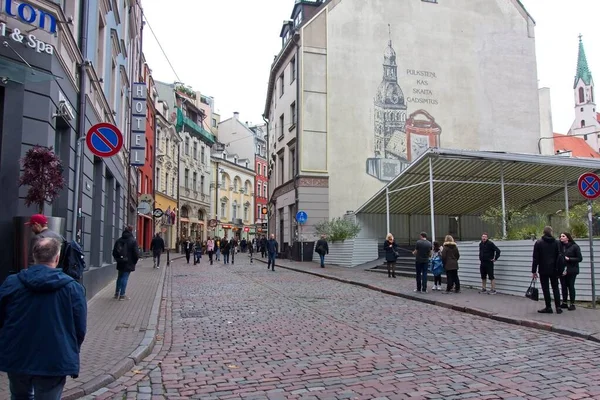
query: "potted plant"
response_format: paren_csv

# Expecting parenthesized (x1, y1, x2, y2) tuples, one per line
(19, 146, 66, 213)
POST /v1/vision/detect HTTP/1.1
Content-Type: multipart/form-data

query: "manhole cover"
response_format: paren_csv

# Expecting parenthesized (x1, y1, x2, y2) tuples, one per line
(181, 311, 208, 318)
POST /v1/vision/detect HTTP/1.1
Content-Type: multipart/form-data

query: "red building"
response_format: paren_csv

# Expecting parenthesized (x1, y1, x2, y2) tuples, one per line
(250, 124, 268, 234)
(137, 61, 156, 251)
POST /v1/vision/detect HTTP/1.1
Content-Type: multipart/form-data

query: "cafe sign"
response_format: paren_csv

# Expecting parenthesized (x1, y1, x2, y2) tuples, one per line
(0, 23, 54, 54)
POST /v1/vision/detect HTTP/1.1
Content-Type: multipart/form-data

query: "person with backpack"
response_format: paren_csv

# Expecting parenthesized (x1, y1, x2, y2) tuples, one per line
(315, 235, 329, 268)
(430, 241, 444, 290)
(221, 237, 230, 264)
(150, 233, 165, 269)
(112, 226, 139, 301)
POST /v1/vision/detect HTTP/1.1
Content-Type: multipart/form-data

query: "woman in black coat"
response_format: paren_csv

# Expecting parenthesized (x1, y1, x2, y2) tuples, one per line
(383, 233, 399, 278)
(559, 232, 583, 310)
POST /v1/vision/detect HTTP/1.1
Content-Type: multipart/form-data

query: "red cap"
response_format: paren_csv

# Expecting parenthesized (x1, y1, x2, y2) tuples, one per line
(25, 214, 48, 226)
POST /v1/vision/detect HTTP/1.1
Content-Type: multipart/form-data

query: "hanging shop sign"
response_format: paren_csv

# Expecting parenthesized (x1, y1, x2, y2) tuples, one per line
(2, 1, 57, 34)
(0, 23, 53, 54)
(130, 82, 147, 166)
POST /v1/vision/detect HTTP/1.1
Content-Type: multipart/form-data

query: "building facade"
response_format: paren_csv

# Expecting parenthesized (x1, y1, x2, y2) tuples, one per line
(154, 98, 181, 250)
(210, 151, 256, 240)
(263, 0, 541, 251)
(0, 0, 143, 298)
(249, 124, 268, 233)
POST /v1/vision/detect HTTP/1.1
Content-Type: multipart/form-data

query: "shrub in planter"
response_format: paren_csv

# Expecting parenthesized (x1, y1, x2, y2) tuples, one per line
(18, 146, 66, 213)
(314, 218, 361, 243)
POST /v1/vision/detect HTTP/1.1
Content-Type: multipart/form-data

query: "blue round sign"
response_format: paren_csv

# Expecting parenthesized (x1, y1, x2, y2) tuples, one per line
(86, 123, 123, 158)
(296, 211, 308, 224)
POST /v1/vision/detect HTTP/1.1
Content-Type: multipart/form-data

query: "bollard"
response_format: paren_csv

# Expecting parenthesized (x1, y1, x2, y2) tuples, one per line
(166, 249, 170, 266)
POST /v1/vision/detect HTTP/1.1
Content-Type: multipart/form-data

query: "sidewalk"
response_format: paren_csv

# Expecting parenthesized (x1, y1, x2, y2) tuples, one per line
(258, 257, 600, 342)
(0, 254, 182, 400)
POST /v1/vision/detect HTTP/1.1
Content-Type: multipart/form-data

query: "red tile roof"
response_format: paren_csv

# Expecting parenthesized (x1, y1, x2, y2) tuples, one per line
(553, 133, 600, 158)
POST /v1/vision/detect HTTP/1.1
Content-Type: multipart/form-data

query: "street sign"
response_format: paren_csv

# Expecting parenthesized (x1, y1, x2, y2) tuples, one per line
(208, 219, 218, 228)
(296, 210, 308, 224)
(244, 227, 250, 232)
(261, 206, 268, 215)
(153, 208, 164, 218)
(578, 172, 600, 200)
(137, 202, 151, 215)
(86, 123, 123, 158)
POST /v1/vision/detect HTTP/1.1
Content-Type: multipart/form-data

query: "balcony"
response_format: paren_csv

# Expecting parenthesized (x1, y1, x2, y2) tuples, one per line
(175, 108, 216, 146)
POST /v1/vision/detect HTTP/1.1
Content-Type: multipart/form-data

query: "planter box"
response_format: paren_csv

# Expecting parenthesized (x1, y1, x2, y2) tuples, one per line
(312, 239, 379, 267)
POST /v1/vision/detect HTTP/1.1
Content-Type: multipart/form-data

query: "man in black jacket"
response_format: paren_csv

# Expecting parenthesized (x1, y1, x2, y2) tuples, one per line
(112, 226, 140, 301)
(315, 235, 329, 268)
(150, 233, 165, 269)
(532, 226, 564, 314)
(479, 233, 501, 294)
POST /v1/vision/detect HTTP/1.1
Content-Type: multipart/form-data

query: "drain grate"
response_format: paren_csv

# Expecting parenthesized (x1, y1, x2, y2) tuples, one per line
(181, 310, 209, 318)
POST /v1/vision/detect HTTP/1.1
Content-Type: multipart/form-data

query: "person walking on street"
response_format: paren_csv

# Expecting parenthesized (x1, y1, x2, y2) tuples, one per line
(0, 237, 87, 400)
(267, 234, 278, 271)
(112, 226, 139, 301)
(413, 232, 432, 293)
(193, 239, 202, 265)
(150, 233, 165, 269)
(215, 238, 221, 261)
(441, 235, 461, 293)
(315, 235, 329, 268)
(207, 237, 215, 265)
(559, 232, 582, 311)
(383, 233, 399, 277)
(25, 214, 63, 265)
(532, 226, 565, 314)
(184, 237, 193, 264)
(221, 237, 230, 264)
(249, 238, 254, 263)
(231, 237, 238, 265)
(479, 233, 501, 294)
(260, 235, 267, 258)
(430, 241, 444, 290)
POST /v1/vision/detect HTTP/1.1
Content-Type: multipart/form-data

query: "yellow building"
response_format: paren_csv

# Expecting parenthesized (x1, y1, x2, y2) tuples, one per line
(209, 150, 255, 240)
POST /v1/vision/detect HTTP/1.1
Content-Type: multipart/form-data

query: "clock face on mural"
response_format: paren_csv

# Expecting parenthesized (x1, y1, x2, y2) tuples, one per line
(386, 85, 400, 104)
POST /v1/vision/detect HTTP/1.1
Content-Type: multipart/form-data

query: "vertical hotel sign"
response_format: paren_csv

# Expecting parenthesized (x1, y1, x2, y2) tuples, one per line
(130, 82, 147, 166)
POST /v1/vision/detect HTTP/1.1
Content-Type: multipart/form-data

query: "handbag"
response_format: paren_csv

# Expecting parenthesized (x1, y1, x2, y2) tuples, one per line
(525, 278, 539, 301)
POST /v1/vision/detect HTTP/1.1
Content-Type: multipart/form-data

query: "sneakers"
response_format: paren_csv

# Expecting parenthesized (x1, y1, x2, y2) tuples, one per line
(556, 308, 563, 314)
(568, 304, 576, 311)
(488, 290, 497, 295)
(421, 289, 428, 294)
(414, 289, 420, 292)
(479, 288, 487, 294)
(538, 308, 553, 314)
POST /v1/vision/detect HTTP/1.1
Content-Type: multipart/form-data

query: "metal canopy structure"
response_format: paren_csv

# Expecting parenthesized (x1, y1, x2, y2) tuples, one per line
(355, 148, 600, 241)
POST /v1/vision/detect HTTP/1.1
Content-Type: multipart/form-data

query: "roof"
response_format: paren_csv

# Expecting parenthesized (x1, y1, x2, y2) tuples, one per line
(574, 36, 593, 88)
(356, 148, 600, 217)
(554, 134, 600, 159)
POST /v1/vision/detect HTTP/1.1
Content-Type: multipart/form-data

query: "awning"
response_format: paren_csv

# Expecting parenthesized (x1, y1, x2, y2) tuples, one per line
(0, 55, 62, 84)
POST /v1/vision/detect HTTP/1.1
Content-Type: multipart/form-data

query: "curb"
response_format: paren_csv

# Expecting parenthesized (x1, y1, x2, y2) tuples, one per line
(257, 259, 600, 344)
(63, 255, 184, 400)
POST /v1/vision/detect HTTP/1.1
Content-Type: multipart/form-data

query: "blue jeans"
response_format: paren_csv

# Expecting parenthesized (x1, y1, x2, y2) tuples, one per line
(215, 248, 220, 260)
(115, 270, 131, 296)
(8, 373, 66, 400)
(415, 262, 428, 292)
(267, 252, 276, 269)
(223, 252, 229, 264)
(319, 254, 325, 267)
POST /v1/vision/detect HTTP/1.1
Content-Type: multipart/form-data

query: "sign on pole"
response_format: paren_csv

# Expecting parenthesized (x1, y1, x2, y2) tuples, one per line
(578, 172, 600, 309)
(86, 123, 123, 157)
(296, 211, 308, 224)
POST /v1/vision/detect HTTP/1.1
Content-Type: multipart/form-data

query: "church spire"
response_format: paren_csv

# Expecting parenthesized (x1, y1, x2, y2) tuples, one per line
(574, 34, 593, 89)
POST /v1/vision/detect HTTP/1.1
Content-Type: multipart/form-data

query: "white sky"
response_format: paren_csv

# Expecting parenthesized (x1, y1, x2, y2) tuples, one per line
(141, 0, 599, 134)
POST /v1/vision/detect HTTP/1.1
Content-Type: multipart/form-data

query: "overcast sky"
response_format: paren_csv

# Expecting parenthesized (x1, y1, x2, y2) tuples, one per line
(141, 0, 599, 134)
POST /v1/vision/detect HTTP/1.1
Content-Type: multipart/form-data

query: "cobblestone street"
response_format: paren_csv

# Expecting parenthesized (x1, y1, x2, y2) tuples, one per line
(77, 255, 600, 400)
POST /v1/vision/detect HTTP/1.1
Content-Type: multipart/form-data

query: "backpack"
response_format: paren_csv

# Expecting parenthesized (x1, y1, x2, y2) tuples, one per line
(429, 254, 444, 275)
(113, 238, 129, 263)
(59, 240, 86, 282)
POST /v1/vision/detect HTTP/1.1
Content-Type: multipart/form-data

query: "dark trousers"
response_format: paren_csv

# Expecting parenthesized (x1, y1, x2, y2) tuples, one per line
(540, 273, 561, 309)
(185, 251, 191, 263)
(8, 373, 66, 400)
(267, 252, 276, 270)
(231, 250, 235, 264)
(223, 252, 229, 264)
(386, 261, 396, 277)
(415, 262, 428, 291)
(434, 274, 442, 286)
(153, 252, 161, 268)
(319, 254, 325, 267)
(560, 273, 577, 304)
(208, 251, 214, 264)
(446, 269, 460, 292)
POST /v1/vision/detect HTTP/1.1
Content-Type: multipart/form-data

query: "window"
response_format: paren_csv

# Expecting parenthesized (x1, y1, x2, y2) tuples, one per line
(144, 176, 149, 193)
(198, 209, 204, 220)
(172, 177, 175, 196)
(233, 202, 238, 219)
(200, 175, 205, 194)
(257, 205, 261, 218)
(212, 118, 217, 127)
(258, 184, 261, 197)
(201, 146, 205, 164)
(157, 168, 160, 192)
(290, 148, 296, 178)
(234, 179, 238, 192)
(97, 14, 105, 81)
(193, 141, 197, 159)
(263, 165, 267, 177)
(279, 114, 284, 138)
(256, 163, 260, 174)
(181, 207, 189, 218)
(245, 161, 249, 168)
(293, 9, 302, 26)
(222, 152, 226, 159)
(290, 102, 296, 126)
(184, 169, 189, 188)
(278, 155, 284, 185)
(581, 120, 586, 128)
(290, 57, 296, 84)
(193, 172, 197, 191)
(579, 87, 585, 104)
(184, 138, 190, 155)
(165, 138, 170, 155)
(279, 73, 284, 97)
(220, 202, 226, 218)
(244, 206, 248, 221)
(264, 184, 267, 197)
(110, 60, 117, 110)
(234, 156, 238, 164)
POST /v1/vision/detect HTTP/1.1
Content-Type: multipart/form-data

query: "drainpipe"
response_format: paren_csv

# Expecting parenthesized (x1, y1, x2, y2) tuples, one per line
(72, 0, 90, 243)
(262, 115, 269, 237)
(292, 34, 301, 253)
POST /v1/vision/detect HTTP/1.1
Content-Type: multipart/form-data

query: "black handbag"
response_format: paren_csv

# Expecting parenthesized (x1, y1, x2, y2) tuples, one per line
(525, 278, 539, 301)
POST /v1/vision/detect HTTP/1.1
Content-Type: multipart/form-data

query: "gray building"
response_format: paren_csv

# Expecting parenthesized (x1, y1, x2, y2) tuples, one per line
(0, 0, 143, 299)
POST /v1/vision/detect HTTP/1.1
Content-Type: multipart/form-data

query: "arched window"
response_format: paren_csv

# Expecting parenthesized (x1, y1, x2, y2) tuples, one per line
(234, 179, 238, 192)
(581, 120, 586, 128)
(579, 87, 585, 104)
(198, 209, 204, 220)
(181, 206, 189, 218)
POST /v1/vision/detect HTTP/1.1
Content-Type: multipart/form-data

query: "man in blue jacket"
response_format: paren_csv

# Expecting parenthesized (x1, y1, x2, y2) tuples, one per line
(266, 233, 278, 271)
(0, 237, 87, 399)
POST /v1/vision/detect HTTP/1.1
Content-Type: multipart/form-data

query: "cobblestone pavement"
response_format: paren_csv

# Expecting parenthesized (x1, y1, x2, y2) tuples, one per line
(261, 258, 600, 339)
(81, 255, 600, 399)
(0, 257, 169, 400)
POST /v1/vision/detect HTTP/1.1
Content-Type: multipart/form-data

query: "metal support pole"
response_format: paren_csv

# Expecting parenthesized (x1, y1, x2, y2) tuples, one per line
(588, 200, 596, 308)
(500, 164, 507, 239)
(385, 186, 390, 235)
(300, 224, 304, 263)
(428, 157, 436, 242)
(564, 178, 570, 228)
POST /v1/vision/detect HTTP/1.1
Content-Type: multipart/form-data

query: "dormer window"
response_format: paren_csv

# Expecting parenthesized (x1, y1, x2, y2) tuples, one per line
(234, 156, 238, 164)
(294, 10, 303, 27)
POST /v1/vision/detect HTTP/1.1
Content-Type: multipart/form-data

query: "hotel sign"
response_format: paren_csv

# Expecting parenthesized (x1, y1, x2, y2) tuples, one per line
(0, 23, 53, 54)
(2, 1, 57, 34)
(130, 82, 147, 166)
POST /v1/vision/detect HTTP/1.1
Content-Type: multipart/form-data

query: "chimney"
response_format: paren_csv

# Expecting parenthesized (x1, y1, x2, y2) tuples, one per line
(233, 112, 239, 120)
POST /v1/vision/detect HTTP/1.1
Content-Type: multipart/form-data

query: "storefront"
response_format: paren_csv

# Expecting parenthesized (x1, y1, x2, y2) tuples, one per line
(155, 193, 178, 250)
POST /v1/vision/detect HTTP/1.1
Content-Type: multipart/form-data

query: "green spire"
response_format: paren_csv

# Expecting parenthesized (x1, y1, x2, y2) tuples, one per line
(574, 34, 593, 89)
